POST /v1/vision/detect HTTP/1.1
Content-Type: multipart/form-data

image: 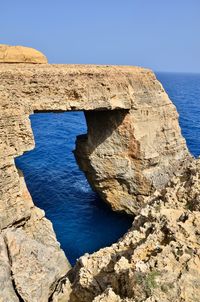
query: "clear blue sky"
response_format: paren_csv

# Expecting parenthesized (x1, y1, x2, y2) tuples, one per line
(0, 0, 199, 72)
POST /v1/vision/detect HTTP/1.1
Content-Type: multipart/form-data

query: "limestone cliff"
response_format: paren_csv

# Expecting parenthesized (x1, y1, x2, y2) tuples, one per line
(0, 92, 70, 301)
(0, 63, 190, 214)
(62, 159, 200, 302)
(0, 52, 198, 302)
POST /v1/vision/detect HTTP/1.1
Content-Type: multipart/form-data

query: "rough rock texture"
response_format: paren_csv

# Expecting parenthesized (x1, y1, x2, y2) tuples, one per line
(75, 105, 190, 214)
(0, 92, 70, 301)
(93, 289, 124, 302)
(0, 63, 190, 214)
(67, 159, 200, 302)
(5, 225, 69, 302)
(0, 60, 196, 301)
(0, 44, 48, 64)
(0, 235, 19, 301)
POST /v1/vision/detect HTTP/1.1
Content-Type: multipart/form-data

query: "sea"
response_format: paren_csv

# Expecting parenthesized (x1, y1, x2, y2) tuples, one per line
(15, 72, 200, 265)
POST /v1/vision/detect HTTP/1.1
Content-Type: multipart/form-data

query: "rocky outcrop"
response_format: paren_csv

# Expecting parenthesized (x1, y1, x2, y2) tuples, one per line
(0, 44, 48, 63)
(67, 159, 200, 302)
(75, 103, 190, 214)
(0, 54, 197, 301)
(0, 63, 190, 214)
(0, 92, 70, 301)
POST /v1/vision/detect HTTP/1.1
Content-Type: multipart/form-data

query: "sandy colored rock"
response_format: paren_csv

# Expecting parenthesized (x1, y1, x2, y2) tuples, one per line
(4, 227, 70, 302)
(93, 288, 122, 302)
(0, 61, 196, 301)
(68, 160, 200, 302)
(0, 44, 48, 63)
(0, 92, 34, 230)
(0, 63, 191, 214)
(52, 278, 72, 302)
(0, 235, 19, 302)
(0, 89, 71, 300)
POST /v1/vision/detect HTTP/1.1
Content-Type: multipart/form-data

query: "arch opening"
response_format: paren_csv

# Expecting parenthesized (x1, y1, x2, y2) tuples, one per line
(15, 111, 133, 265)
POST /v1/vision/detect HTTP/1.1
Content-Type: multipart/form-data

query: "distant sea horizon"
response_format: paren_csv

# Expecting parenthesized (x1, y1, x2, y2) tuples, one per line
(156, 70, 200, 75)
(156, 72, 200, 158)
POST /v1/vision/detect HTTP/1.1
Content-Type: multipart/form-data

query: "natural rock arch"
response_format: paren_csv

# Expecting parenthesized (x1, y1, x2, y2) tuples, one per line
(0, 64, 194, 301)
(1, 64, 190, 216)
(0, 63, 191, 300)
(1, 40, 200, 302)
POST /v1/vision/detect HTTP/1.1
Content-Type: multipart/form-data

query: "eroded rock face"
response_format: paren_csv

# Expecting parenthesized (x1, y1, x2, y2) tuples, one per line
(0, 61, 195, 301)
(0, 44, 48, 64)
(75, 76, 190, 213)
(0, 235, 19, 301)
(67, 160, 200, 302)
(0, 63, 191, 214)
(0, 93, 71, 301)
(5, 225, 69, 302)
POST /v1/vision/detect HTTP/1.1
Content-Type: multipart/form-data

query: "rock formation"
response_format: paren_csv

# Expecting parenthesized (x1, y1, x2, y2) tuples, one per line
(0, 44, 48, 64)
(67, 159, 200, 302)
(0, 47, 199, 301)
(0, 92, 70, 301)
(0, 63, 190, 214)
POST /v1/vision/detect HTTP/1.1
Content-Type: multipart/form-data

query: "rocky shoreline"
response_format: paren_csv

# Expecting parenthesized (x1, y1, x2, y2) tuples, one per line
(0, 46, 199, 302)
(64, 159, 200, 302)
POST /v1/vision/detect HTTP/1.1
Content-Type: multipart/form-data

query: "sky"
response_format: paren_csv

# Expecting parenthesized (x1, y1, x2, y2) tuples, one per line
(0, 0, 199, 73)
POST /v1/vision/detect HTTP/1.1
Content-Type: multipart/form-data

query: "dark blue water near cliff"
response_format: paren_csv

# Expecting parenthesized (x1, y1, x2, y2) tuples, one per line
(15, 111, 133, 265)
(156, 72, 200, 157)
(15, 72, 200, 265)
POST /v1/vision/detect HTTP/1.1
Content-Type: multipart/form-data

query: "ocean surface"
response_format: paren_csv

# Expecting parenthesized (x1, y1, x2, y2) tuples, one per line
(15, 111, 133, 265)
(15, 72, 200, 265)
(156, 72, 200, 158)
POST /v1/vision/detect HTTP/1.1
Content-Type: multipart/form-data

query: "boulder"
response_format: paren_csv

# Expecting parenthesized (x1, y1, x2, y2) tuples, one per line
(0, 44, 48, 63)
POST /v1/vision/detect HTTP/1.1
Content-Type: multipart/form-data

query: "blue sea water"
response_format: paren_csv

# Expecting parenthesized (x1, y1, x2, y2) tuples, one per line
(156, 72, 200, 157)
(15, 72, 200, 265)
(15, 111, 133, 265)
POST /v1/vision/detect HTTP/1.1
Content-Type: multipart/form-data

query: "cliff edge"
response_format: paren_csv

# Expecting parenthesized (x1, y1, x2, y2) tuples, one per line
(0, 63, 191, 214)
(0, 46, 198, 302)
(67, 159, 200, 302)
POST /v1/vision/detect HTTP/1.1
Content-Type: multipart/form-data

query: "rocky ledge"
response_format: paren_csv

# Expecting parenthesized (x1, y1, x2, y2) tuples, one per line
(0, 62, 190, 214)
(65, 159, 200, 302)
(0, 47, 199, 302)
